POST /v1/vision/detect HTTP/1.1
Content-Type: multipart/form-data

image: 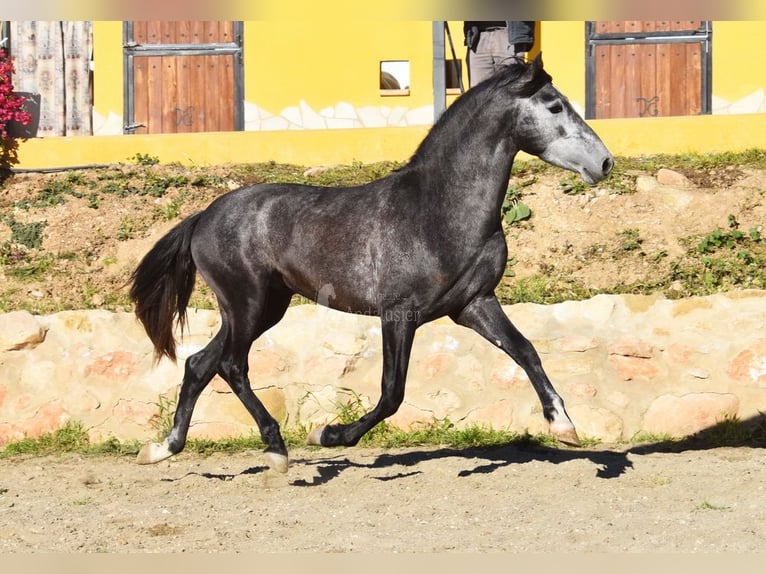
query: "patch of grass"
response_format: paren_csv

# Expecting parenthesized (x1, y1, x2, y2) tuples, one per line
(497, 274, 597, 305)
(5, 412, 763, 461)
(157, 195, 185, 221)
(602, 168, 637, 195)
(131, 153, 160, 166)
(148, 392, 178, 440)
(617, 148, 766, 172)
(142, 172, 190, 198)
(510, 158, 551, 177)
(696, 216, 760, 255)
(230, 160, 404, 188)
(0, 420, 92, 458)
(116, 217, 137, 241)
(629, 415, 766, 448)
(559, 173, 591, 195)
(4, 254, 54, 280)
(629, 431, 676, 444)
(618, 228, 643, 252)
(691, 415, 759, 446)
(668, 220, 766, 295)
(1, 216, 46, 249)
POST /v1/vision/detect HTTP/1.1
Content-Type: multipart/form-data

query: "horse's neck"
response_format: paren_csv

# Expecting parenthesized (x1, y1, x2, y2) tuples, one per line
(414, 125, 518, 223)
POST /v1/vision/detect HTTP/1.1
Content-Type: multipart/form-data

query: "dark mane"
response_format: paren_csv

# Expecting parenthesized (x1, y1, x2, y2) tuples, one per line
(493, 58, 552, 96)
(408, 57, 552, 164)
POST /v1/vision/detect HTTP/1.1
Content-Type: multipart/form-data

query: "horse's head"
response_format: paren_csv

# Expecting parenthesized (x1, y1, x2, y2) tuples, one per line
(508, 55, 614, 184)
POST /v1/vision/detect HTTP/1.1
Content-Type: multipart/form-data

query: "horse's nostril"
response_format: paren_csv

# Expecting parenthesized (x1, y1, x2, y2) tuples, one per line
(602, 156, 614, 175)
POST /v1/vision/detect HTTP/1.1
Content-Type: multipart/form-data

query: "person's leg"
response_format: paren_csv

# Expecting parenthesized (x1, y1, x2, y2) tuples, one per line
(467, 31, 497, 87)
(487, 28, 519, 68)
(468, 28, 519, 87)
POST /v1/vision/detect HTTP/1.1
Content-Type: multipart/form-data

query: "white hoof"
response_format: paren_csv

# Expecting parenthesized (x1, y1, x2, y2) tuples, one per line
(306, 426, 325, 446)
(264, 451, 289, 474)
(550, 422, 581, 447)
(136, 439, 174, 465)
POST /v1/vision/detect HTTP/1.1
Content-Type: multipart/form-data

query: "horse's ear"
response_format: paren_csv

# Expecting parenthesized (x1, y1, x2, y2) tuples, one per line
(519, 52, 544, 83)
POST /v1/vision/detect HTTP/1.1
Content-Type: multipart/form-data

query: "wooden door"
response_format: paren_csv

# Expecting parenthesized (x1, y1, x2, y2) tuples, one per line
(124, 21, 243, 134)
(586, 21, 711, 119)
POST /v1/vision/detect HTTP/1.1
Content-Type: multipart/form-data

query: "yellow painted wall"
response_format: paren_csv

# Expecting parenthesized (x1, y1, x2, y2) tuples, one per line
(712, 21, 766, 101)
(537, 21, 587, 109)
(243, 21, 436, 112)
(92, 21, 123, 128)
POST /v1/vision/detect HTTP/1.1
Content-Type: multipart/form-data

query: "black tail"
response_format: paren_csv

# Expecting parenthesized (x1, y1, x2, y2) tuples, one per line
(129, 212, 203, 362)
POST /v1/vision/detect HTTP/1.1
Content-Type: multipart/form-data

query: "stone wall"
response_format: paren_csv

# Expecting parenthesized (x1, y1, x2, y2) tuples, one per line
(1, 291, 766, 446)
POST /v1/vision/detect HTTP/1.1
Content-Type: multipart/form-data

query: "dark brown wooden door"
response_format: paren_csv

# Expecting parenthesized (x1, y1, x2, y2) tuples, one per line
(124, 21, 243, 134)
(586, 21, 711, 119)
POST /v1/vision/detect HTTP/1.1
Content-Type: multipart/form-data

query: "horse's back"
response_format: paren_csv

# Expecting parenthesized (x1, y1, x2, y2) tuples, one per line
(189, 179, 413, 307)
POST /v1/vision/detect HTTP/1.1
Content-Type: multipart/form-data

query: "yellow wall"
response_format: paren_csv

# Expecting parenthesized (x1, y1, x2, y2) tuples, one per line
(243, 21, 436, 112)
(537, 22, 587, 109)
(92, 21, 124, 130)
(712, 21, 766, 101)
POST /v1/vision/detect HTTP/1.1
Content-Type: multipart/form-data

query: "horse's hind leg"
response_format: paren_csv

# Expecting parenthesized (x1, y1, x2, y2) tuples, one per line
(452, 294, 580, 446)
(216, 288, 293, 472)
(137, 329, 226, 464)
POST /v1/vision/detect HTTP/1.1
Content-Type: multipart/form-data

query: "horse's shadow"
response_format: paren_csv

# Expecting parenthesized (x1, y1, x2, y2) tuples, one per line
(167, 413, 766, 486)
(289, 442, 635, 487)
(162, 442, 628, 485)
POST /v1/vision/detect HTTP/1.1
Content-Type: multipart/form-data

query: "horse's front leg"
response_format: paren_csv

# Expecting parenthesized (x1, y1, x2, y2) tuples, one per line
(307, 311, 418, 447)
(452, 294, 580, 446)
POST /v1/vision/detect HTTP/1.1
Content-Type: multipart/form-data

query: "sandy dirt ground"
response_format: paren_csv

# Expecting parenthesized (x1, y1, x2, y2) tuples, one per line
(1, 441, 765, 553)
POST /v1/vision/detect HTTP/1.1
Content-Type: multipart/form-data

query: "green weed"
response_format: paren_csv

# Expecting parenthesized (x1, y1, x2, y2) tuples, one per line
(1, 216, 46, 249)
(691, 415, 757, 446)
(4, 254, 54, 280)
(0, 420, 91, 457)
(143, 172, 189, 197)
(618, 228, 643, 252)
(497, 274, 596, 305)
(629, 431, 676, 444)
(132, 153, 160, 166)
(116, 217, 136, 241)
(157, 196, 185, 220)
(559, 173, 590, 195)
(149, 392, 179, 440)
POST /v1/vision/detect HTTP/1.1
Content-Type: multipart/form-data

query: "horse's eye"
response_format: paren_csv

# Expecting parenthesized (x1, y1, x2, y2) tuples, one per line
(549, 102, 564, 114)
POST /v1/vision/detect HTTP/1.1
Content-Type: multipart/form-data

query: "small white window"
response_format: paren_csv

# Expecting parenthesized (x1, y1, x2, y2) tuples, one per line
(380, 60, 410, 96)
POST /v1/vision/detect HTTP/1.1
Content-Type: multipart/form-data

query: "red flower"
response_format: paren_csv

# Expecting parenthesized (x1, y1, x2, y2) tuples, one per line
(0, 47, 33, 140)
